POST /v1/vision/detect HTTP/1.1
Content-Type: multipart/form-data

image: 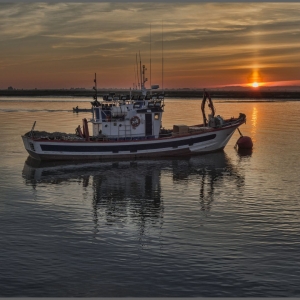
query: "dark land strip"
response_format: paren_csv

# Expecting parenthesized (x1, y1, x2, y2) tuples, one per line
(1, 89, 300, 100)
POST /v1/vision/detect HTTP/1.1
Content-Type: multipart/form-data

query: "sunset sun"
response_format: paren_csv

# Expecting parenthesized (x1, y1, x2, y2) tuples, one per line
(252, 82, 259, 88)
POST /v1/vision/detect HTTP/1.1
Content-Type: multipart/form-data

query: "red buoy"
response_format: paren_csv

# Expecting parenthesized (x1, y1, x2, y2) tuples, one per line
(236, 136, 253, 149)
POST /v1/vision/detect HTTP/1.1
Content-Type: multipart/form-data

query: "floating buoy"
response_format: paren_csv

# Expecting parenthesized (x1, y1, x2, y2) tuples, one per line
(236, 136, 253, 149)
(235, 128, 253, 149)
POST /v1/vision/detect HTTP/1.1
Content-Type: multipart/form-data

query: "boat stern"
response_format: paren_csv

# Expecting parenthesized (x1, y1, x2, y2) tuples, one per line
(22, 135, 41, 160)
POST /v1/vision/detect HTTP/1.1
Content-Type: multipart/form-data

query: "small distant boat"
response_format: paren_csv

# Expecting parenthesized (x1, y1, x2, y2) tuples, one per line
(73, 107, 92, 113)
(22, 64, 247, 161)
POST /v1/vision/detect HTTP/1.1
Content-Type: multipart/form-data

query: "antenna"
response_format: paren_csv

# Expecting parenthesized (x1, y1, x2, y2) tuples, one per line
(136, 53, 140, 90)
(150, 22, 152, 89)
(133, 62, 137, 90)
(139, 51, 142, 89)
(93, 73, 97, 101)
(162, 20, 164, 93)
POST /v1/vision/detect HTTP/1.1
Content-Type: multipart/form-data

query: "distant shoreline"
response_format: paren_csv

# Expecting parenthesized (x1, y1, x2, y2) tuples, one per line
(1, 89, 300, 99)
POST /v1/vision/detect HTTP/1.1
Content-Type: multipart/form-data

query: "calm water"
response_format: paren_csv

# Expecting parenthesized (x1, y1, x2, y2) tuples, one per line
(0, 97, 300, 297)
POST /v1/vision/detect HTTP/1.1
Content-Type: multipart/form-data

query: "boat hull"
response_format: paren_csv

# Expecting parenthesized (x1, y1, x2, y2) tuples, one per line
(22, 122, 241, 161)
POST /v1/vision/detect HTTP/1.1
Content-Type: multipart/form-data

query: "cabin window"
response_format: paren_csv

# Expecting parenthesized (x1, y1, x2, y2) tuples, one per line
(154, 113, 160, 120)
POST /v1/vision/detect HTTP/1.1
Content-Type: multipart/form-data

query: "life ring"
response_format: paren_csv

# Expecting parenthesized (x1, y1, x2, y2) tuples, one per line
(130, 116, 140, 128)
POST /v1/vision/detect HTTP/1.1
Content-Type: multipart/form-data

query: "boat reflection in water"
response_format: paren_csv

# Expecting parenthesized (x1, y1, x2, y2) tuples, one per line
(237, 147, 253, 157)
(22, 152, 245, 227)
(170, 152, 245, 213)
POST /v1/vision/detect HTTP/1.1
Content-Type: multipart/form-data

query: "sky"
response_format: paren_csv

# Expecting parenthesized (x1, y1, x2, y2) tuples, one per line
(1, 2, 300, 89)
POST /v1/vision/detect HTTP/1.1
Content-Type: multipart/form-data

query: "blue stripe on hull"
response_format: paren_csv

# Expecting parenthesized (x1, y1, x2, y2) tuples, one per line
(40, 134, 217, 153)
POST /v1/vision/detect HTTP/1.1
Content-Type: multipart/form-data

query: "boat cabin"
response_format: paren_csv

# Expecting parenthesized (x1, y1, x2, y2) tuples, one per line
(90, 93, 164, 140)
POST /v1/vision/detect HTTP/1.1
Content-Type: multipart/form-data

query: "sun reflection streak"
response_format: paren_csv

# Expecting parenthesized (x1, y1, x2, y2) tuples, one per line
(251, 106, 258, 140)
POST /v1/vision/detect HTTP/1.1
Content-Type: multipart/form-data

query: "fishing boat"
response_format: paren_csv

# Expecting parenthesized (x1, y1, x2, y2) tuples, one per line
(22, 65, 246, 161)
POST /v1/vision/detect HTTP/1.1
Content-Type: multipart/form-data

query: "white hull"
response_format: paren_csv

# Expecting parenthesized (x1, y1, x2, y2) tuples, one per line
(22, 122, 241, 161)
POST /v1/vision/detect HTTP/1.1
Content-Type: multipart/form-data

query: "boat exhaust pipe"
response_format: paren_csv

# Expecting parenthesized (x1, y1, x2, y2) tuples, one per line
(30, 121, 36, 137)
